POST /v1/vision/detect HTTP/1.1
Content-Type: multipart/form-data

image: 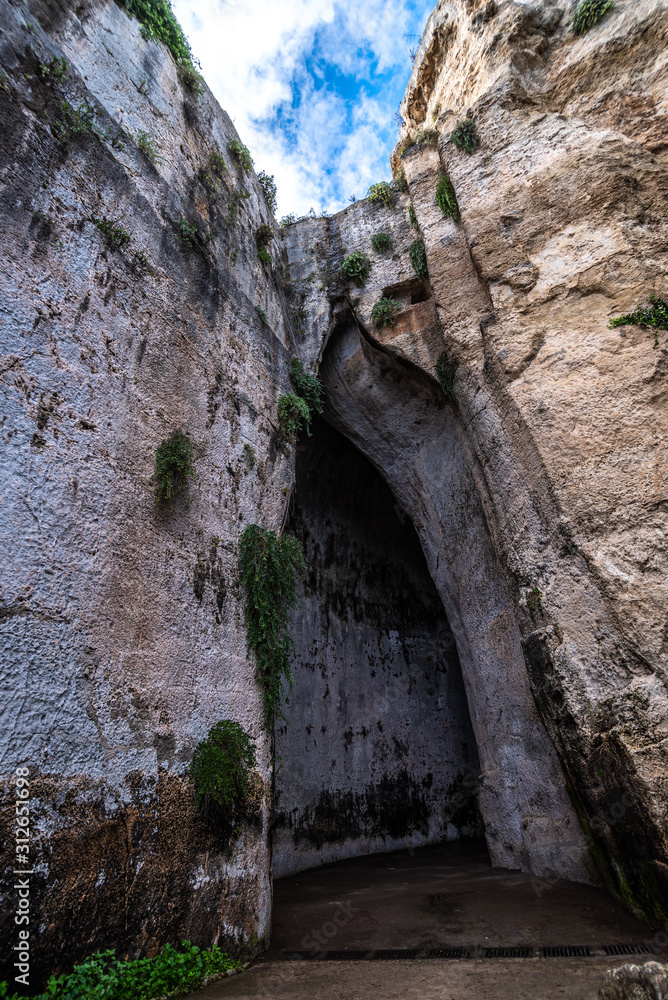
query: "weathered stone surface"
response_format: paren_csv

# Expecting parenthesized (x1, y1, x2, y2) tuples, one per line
(279, 0, 668, 922)
(273, 418, 481, 875)
(599, 962, 668, 1000)
(0, 0, 290, 981)
(2, 0, 668, 981)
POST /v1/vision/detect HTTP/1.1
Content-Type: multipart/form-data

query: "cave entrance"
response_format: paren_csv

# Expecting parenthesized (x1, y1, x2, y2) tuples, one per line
(272, 415, 483, 878)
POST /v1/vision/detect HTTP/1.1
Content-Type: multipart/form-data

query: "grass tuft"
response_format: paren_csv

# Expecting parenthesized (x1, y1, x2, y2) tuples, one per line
(571, 0, 614, 33)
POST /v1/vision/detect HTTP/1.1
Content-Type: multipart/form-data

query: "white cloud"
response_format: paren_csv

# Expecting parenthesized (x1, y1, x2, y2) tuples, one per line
(171, 0, 433, 217)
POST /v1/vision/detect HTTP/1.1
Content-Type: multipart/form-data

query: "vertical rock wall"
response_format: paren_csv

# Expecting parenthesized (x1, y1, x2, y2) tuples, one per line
(273, 418, 481, 876)
(280, 0, 668, 926)
(0, 0, 292, 981)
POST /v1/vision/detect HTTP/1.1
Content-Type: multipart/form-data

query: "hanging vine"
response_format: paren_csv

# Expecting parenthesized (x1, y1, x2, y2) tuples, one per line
(238, 525, 306, 727)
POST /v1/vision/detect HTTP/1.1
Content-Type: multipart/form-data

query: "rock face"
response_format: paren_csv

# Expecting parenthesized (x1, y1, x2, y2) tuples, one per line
(273, 417, 482, 875)
(0, 0, 291, 982)
(278, 0, 668, 923)
(1, 0, 668, 984)
(599, 962, 668, 1000)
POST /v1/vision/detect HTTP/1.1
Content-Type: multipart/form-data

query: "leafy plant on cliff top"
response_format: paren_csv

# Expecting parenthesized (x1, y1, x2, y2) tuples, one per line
(340, 250, 371, 287)
(238, 524, 306, 727)
(0, 940, 241, 1000)
(290, 358, 324, 417)
(190, 720, 257, 813)
(571, 0, 614, 34)
(277, 393, 311, 439)
(115, 0, 195, 69)
(409, 238, 429, 280)
(608, 294, 668, 348)
(155, 429, 195, 504)
(371, 297, 401, 328)
(435, 172, 460, 223)
(450, 118, 480, 154)
(366, 181, 394, 207)
(414, 126, 439, 147)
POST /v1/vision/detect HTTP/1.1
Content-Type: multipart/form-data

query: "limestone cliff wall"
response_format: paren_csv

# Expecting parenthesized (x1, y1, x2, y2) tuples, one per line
(280, 0, 668, 925)
(0, 0, 293, 981)
(1, 0, 668, 981)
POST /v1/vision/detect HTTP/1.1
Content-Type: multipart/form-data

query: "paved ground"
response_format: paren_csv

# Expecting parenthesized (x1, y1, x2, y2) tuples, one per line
(199, 840, 664, 999)
(201, 956, 640, 1000)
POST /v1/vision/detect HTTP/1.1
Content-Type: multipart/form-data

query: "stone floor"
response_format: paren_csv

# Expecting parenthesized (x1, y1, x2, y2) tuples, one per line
(200, 840, 665, 999)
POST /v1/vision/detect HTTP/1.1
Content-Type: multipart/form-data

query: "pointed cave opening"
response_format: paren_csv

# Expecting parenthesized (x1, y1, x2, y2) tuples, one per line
(272, 414, 484, 880)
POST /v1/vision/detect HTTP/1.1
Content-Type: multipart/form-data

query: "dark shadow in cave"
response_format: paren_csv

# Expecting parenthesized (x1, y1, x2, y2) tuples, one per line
(272, 414, 482, 878)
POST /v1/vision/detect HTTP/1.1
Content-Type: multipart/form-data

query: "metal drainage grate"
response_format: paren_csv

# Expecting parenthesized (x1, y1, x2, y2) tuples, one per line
(320, 950, 370, 961)
(542, 946, 592, 958)
(603, 944, 654, 957)
(424, 948, 472, 959)
(483, 947, 534, 959)
(281, 951, 320, 961)
(370, 949, 419, 960)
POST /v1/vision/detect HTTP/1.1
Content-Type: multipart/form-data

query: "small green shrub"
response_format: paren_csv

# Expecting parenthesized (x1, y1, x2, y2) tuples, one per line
(228, 137, 253, 175)
(371, 297, 401, 328)
(238, 524, 306, 726)
(394, 167, 408, 193)
(256, 222, 273, 263)
(436, 352, 455, 400)
(135, 128, 163, 164)
(451, 118, 480, 153)
(115, 0, 195, 68)
(190, 720, 257, 813)
(244, 442, 257, 468)
(435, 172, 459, 222)
(277, 393, 311, 439)
(201, 150, 227, 193)
(93, 216, 131, 251)
(228, 188, 250, 226)
(526, 587, 543, 616)
(3, 940, 241, 1000)
(155, 429, 195, 503)
(609, 294, 668, 348)
(415, 126, 439, 146)
(279, 213, 297, 227)
(367, 181, 394, 207)
(432, 101, 442, 121)
(175, 217, 198, 252)
(571, 0, 614, 33)
(340, 250, 371, 287)
(371, 232, 392, 252)
(258, 171, 278, 213)
(409, 238, 428, 280)
(130, 249, 152, 274)
(408, 204, 418, 229)
(290, 358, 324, 416)
(58, 100, 97, 139)
(256, 223, 274, 249)
(38, 56, 68, 81)
(255, 305, 269, 324)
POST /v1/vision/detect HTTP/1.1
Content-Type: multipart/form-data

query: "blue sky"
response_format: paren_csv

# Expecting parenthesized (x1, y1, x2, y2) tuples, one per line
(171, 0, 433, 218)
